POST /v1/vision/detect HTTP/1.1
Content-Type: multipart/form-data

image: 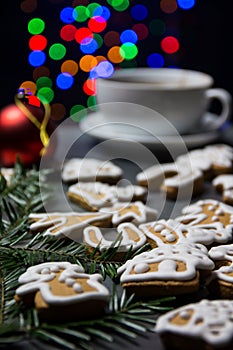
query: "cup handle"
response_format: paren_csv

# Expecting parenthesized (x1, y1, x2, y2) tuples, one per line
(201, 88, 232, 130)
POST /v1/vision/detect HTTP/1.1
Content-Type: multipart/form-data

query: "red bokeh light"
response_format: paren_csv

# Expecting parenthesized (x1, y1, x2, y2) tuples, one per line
(161, 36, 180, 54)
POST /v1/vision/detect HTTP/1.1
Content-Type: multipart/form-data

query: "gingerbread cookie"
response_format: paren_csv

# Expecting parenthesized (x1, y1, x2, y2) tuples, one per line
(29, 211, 112, 240)
(155, 299, 233, 350)
(139, 218, 232, 248)
(117, 243, 214, 297)
(67, 182, 147, 211)
(100, 201, 158, 226)
(83, 222, 147, 260)
(136, 162, 204, 199)
(62, 158, 123, 184)
(15, 262, 109, 322)
(177, 144, 233, 179)
(212, 174, 233, 205)
(208, 244, 233, 298)
(136, 162, 178, 190)
(175, 199, 233, 234)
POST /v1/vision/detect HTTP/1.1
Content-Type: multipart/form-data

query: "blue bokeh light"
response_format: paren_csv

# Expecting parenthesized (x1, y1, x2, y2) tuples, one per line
(147, 53, 164, 68)
(177, 0, 195, 10)
(28, 51, 46, 67)
(131, 4, 148, 21)
(56, 73, 74, 90)
(60, 7, 75, 24)
(120, 29, 138, 44)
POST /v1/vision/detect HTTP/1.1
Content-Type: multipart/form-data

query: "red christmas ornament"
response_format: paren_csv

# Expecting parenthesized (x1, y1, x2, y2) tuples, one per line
(0, 102, 55, 167)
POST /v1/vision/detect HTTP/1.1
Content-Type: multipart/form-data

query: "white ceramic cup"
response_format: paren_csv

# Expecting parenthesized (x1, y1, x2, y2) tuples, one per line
(96, 68, 232, 136)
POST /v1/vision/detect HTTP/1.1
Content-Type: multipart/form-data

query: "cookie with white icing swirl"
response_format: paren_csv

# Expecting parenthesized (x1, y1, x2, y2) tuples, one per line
(15, 262, 110, 322)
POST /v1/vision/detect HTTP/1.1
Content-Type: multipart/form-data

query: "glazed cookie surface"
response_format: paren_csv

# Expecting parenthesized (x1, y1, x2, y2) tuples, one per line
(29, 211, 112, 239)
(67, 181, 147, 211)
(139, 218, 232, 248)
(208, 244, 233, 298)
(62, 158, 123, 184)
(175, 199, 233, 234)
(15, 262, 109, 321)
(100, 201, 158, 226)
(117, 243, 214, 297)
(83, 223, 147, 260)
(155, 299, 233, 350)
(212, 174, 233, 205)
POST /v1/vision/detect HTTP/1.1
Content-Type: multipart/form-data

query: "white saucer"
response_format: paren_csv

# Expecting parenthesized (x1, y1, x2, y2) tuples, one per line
(79, 111, 220, 150)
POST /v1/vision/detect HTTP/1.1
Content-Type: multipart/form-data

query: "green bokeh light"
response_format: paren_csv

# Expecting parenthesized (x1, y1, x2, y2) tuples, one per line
(149, 19, 166, 36)
(70, 105, 87, 121)
(87, 95, 97, 111)
(120, 43, 138, 60)
(49, 43, 66, 60)
(36, 76, 53, 90)
(28, 18, 45, 35)
(87, 3, 101, 17)
(37, 87, 54, 103)
(73, 5, 90, 22)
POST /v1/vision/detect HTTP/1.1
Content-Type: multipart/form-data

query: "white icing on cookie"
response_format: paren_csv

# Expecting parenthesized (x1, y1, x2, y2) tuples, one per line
(176, 149, 213, 173)
(136, 162, 178, 190)
(209, 244, 233, 284)
(62, 158, 123, 183)
(67, 182, 147, 209)
(16, 262, 109, 305)
(100, 201, 158, 226)
(204, 144, 233, 168)
(83, 222, 147, 253)
(213, 174, 233, 204)
(155, 299, 233, 347)
(139, 218, 232, 246)
(29, 211, 112, 239)
(176, 199, 233, 233)
(117, 243, 214, 283)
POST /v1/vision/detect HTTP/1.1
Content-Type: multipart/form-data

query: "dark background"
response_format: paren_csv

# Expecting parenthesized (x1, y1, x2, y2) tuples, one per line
(0, 0, 233, 118)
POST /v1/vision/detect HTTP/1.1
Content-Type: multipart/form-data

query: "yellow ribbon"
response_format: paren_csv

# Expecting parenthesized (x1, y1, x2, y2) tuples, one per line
(14, 96, 51, 156)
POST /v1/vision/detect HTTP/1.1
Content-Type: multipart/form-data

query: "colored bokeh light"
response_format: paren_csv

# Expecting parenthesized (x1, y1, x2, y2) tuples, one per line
(28, 51, 46, 67)
(56, 73, 74, 90)
(60, 24, 77, 41)
(147, 53, 164, 68)
(60, 7, 75, 23)
(177, 0, 196, 10)
(49, 43, 66, 60)
(29, 35, 47, 51)
(131, 4, 148, 20)
(28, 18, 45, 35)
(161, 36, 180, 54)
(22, 1, 197, 120)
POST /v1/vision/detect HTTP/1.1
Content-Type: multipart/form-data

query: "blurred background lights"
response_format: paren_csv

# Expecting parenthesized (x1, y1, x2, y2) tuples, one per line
(161, 36, 180, 54)
(49, 43, 66, 60)
(56, 73, 74, 90)
(131, 4, 148, 21)
(29, 35, 47, 51)
(28, 18, 45, 34)
(60, 7, 75, 23)
(147, 53, 164, 68)
(28, 51, 46, 67)
(21, 1, 197, 120)
(177, 0, 196, 10)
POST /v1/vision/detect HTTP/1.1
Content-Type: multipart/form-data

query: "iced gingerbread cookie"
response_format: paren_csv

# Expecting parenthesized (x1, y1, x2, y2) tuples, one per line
(29, 211, 112, 240)
(15, 262, 109, 322)
(136, 162, 203, 199)
(177, 144, 233, 180)
(155, 299, 233, 350)
(62, 158, 122, 184)
(117, 243, 214, 298)
(208, 244, 233, 298)
(139, 218, 232, 249)
(175, 199, 233, 235)
(100, 201, 158, 226)
(83, 222, 147, 260)
(212, 174, 233, 206)
(67, 181, 147, 211)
